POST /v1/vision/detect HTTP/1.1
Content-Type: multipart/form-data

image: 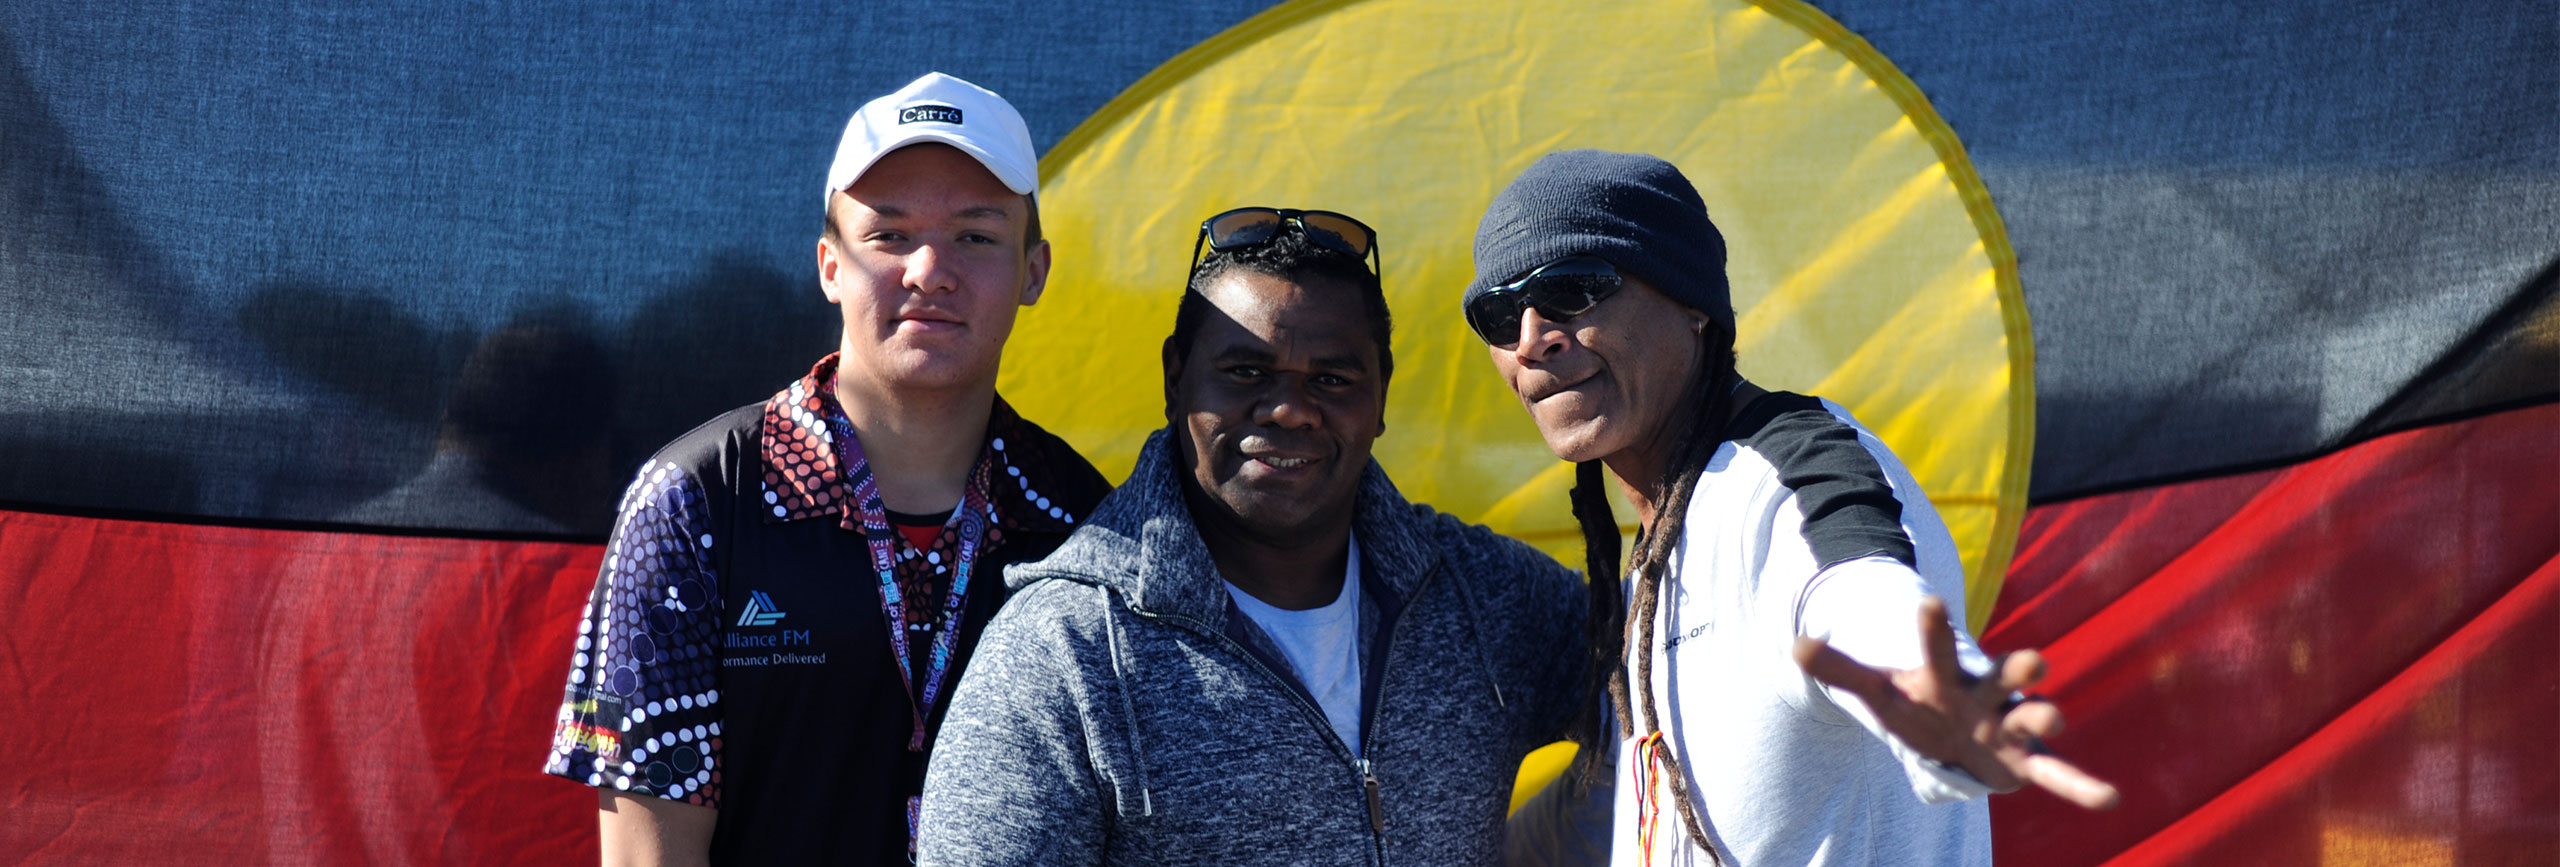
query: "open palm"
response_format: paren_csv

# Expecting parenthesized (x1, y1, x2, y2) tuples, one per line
(1795, 597, 2121, 810)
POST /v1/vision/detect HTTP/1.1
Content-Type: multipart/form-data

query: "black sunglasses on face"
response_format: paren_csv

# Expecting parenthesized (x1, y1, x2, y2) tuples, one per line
(1190, 207, 1381, 275)
(1463, 256, 1625, 346)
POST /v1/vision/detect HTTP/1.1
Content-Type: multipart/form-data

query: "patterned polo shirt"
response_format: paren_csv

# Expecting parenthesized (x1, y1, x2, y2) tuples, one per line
(543, 353, 1110, 864)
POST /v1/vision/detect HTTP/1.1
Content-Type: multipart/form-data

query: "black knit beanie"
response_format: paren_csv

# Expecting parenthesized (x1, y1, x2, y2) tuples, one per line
(1465, 149, 1732, 333)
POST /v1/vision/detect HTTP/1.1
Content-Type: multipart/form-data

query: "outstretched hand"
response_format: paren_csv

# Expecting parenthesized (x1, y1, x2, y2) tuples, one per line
(1794, 597, 2120, 810)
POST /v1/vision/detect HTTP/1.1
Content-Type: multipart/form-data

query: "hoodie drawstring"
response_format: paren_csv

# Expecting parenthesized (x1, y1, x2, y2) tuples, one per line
(1101, 591, 1156, 816)
(1449, 575, 1507, 710)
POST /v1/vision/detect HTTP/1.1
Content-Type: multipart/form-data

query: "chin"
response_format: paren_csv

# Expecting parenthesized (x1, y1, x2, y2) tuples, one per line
(878, 354, 998, 391)
(1222, 492, 1309, 527)
(1216, 488, 1333, 537)
(1529, 416, 1608, 463)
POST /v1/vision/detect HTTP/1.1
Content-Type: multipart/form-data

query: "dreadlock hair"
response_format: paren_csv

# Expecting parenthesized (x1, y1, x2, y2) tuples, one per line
(1564, 458, 1623, 788)
(1567, 319, 1739, 861)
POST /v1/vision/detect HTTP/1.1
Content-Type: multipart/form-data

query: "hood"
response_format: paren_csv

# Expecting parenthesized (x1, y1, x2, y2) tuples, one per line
(1004, 428, 1444, 625)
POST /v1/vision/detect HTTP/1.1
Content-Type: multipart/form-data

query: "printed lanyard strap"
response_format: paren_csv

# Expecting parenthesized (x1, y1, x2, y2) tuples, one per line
(831, 418, 994, 752)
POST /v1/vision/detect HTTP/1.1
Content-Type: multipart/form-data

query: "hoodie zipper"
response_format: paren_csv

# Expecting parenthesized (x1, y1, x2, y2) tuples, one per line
(1138, 563, 1438, 866)
(1353, 564, 1433, 863)
(1359, 758, 1385, 832)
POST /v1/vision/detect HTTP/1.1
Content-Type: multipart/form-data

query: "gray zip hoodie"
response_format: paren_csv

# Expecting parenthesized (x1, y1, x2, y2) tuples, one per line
(918, 429, 1587, 866)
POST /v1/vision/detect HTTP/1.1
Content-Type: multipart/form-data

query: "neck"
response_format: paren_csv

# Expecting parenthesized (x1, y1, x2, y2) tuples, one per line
(1185, 483, 1354, 612)
(1603, 374, 1764, 530)
(833, 371, 996, 515)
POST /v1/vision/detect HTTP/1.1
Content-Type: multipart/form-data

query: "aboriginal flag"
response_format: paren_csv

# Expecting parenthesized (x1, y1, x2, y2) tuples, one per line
(3, 1, 2551, 864)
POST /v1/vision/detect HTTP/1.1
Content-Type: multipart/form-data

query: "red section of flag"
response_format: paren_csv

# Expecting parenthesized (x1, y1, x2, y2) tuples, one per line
(1988, 403, 2559, 865)
(5, 406, 2552, 864)
(0, 514, 601, 865)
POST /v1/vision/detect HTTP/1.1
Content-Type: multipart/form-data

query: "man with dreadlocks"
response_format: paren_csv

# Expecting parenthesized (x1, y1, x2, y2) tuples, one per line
(1468, 150, 2117, 867)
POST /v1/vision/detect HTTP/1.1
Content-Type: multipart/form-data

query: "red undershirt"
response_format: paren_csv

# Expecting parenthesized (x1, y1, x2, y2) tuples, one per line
(884, 508, 951, 552)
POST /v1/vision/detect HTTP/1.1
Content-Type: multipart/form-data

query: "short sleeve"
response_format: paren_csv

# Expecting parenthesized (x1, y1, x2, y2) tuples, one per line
(541, 459, 728, 808)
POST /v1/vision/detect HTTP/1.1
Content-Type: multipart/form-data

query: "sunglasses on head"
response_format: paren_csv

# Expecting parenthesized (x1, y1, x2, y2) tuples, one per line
(1190, 207, 1381, 275)
(1463, 256, 1625, 346)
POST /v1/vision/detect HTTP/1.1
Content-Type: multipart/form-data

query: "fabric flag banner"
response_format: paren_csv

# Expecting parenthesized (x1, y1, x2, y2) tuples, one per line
(2, 0, 2551, 863)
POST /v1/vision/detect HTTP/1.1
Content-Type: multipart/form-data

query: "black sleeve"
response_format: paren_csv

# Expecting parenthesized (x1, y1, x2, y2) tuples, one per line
(1732, 394, 1916, 570)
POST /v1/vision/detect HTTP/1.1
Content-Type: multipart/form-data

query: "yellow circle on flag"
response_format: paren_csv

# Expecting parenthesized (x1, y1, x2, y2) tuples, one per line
(999, 0, 2033, 808)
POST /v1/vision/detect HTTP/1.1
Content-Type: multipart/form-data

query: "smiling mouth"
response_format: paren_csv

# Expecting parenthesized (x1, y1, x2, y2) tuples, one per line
(1238, 442, 1322, 470)
(1523, 371, 1597, 403)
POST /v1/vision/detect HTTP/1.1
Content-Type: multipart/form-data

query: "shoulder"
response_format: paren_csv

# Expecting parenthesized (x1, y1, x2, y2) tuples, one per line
(641, 402, 765, 482)
(1725, 393, 1886, 476)
(958, 578, 1121, 705)
(1416, 503, 1567, 574)
(983, 575, 1119, 648)
(995, 573, 1107, 618)
(613, 402, 761, 509)
(622, 403, 747, 498)
(1398, 500, 1582, 615)
(1716, 392, 1918, 570)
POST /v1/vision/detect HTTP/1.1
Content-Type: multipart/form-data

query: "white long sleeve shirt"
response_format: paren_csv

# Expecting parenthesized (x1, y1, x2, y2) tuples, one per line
(1609, 392, 1994, 867)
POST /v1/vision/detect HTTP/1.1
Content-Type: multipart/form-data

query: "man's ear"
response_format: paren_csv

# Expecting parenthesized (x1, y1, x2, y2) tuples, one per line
(815, 235, 845, 304)
(1373, 363, 1390, 438)
(1018, 239, 1051, 306)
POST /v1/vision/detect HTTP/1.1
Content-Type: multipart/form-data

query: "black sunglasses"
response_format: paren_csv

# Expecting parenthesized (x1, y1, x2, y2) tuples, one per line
(1462, 256, 1625, 346)
(1190, 207, 1381, 275)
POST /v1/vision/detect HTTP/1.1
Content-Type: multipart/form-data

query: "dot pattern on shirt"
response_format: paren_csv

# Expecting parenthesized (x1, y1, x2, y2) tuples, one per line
(757, 359, 1085, 537)
(545, 353, 1097, 811)
(759, 377, 841, 524)
(543, 459, 725, 807)
(997, 433, 1078, 525)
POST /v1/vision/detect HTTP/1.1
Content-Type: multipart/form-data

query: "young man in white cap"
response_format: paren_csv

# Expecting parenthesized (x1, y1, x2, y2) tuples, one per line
(541, 71, 1109, 866)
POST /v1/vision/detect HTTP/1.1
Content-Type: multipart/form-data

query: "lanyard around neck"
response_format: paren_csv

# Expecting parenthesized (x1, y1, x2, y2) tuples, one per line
(827, 415, 993, 752)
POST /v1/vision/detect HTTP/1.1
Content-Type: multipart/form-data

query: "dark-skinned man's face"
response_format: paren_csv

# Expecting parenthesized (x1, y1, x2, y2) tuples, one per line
(1164, 269, 1388, 542)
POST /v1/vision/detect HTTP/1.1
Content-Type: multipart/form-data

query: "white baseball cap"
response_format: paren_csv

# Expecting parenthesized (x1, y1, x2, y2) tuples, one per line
(825, 72, 1038, 208)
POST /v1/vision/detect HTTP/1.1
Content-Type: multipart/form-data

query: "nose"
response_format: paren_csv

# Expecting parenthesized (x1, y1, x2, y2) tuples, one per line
(1256, 377, 1322, 430)
(1509, 307, 1571, 362)
(903, 243, 959, 294)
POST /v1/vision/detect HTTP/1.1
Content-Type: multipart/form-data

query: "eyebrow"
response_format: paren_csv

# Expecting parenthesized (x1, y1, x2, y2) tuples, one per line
(1311, 353, 1373, 372)
(1211, 346, 1277, 364)
(1211, 345, 1373, 373)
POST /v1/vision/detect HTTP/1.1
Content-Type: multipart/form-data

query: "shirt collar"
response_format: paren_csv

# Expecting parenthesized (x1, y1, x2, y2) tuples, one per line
(757, 353, 1082, 536)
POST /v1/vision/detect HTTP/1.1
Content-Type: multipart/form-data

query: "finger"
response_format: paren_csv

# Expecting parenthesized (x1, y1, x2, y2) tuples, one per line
(1917, 597, 1965, 689)
(2022, 753, 2120, 811)
(2000, 699, 2065, 740)
(1795, 636, 1899, 706)
(1998, 648, 2048, 692)
(1969, 654, 2016, 708)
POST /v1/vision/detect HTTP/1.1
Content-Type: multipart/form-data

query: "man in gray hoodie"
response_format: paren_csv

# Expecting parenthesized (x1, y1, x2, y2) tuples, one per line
(917, 208, 1590, 866)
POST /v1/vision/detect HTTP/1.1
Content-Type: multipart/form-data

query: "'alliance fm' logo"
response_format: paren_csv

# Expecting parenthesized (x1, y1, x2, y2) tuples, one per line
(736, 590, 787, 628)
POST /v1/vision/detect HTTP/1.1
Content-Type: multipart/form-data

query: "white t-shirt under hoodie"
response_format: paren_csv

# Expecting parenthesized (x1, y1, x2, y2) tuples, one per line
(1225, 536, 1366, 755)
